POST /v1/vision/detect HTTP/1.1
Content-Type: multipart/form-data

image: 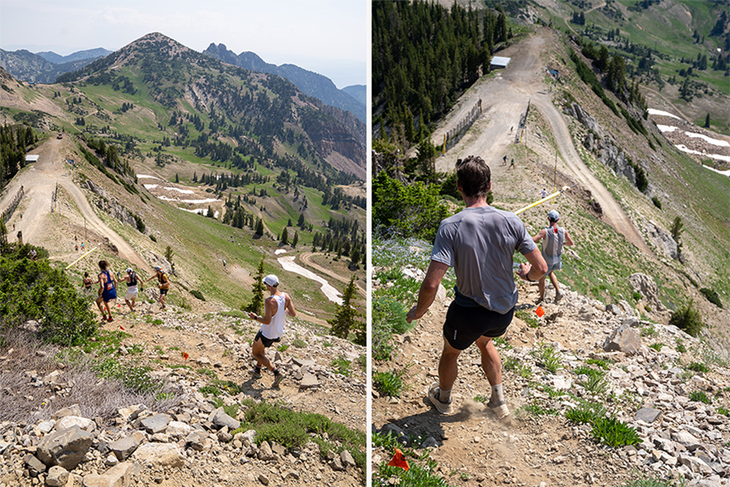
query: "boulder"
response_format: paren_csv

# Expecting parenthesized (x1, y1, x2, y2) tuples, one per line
(81, 461, 134, 487)
(603, 323, 641, 355)
(56, 416, 95, 432)
(140, 413, 171, 434)
(209, 407, 240, 430)
(46, 465, 69, 486)
(37, 425, 94, 470)
(131, 443, 184, 468)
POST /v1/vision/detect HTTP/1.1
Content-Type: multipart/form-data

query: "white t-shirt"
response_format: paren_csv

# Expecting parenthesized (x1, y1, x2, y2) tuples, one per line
(260, 293, 287, 340)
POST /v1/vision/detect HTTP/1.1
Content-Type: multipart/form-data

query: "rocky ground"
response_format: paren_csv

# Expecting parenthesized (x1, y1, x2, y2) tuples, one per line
(372, 252, 730, 487)
(0, 301, 366, 487)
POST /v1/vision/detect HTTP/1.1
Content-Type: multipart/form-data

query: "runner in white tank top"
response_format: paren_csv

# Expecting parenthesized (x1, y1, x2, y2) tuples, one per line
(247, 274, 297, 387)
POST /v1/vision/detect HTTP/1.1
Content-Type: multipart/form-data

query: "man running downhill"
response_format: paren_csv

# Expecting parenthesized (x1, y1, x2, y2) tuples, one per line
(247, 274, 296, 387)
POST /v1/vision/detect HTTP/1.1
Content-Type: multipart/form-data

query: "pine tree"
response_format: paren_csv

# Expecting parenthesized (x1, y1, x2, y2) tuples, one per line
(328, 275, 363, 343)
(175, 173, 179, 183)
(281, 227, 289, 245)
(292, 231, 299, 247)
(255, 218, 264, 236)
(243, 256, 266, 314)
(705, 113, 711, 128)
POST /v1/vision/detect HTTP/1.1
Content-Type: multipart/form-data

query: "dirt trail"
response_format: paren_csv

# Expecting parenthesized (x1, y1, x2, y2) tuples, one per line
(0, 137, 148, 269)
(432, 28, 653, 256)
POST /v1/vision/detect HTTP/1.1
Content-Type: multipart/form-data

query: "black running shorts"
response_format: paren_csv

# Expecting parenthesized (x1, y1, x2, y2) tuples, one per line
(443, 301, 514, 350)
(254, 330, 281, 348)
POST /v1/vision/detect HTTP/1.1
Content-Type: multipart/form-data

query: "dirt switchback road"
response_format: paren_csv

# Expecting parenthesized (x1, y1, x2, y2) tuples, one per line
(0, 136, 148, 269)
(432, 28, 653, 256)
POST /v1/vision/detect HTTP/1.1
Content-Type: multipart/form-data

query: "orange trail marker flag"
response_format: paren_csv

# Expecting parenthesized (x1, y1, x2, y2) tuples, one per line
(387, 448, 409, 471)
(535, 306, 545, 317)
(119, 325, 124, 331)
(182, 352, 189, 361)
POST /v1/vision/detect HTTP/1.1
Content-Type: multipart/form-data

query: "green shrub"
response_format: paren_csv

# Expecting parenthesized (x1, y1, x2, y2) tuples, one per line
(533, 343, 562, 374)
(590, 417, 641, 447)
(190, 290, 205, 301)
(0, 244, 96, 345)
(669, 300, 704, 337)
(565, 402, 606, 425)
(689, 390, 711, 404)
(292, 338, 307, 348)
(648, 343, 664, 351)
(651, 197, 662, 209)
(373, 170, 449, 240)
(700, 288, 723, 308)
(373, 370, 405, 397)
(622, 474, 685, 486)
(331, 356, 352, 377)
(686, 362, 709, 373)
(516, 309, 539, 328)
(241, 399, 364, 468)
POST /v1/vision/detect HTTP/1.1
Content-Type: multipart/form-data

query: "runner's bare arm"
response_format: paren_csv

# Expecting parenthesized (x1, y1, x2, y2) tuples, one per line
(406, 261, 450, 323)
(565, 231, 574, 246)
(532, 228, 546, 243)
(517, 248, 548, 281)
(285, 295, 296, 317)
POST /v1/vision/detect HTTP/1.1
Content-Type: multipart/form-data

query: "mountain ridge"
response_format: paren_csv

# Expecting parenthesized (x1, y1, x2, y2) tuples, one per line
(203, 43, 365, 123)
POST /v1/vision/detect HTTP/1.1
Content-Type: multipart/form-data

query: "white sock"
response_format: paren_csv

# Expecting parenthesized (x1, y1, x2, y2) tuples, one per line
(491, 384, 504, 404)
(438, 388, 452, 402)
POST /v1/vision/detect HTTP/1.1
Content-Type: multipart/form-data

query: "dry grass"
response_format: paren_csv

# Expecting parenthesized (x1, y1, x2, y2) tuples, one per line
(0, 330, 184, 423)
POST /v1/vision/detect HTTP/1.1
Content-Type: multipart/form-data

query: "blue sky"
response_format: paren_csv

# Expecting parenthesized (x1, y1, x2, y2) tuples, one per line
(0, 0, 368, 88)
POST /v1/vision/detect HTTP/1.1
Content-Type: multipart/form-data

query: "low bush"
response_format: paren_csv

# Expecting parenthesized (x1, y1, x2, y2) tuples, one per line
(669, 300, 704, 337)
(373, 370, 405, 397)
(190, 290, 205, 301)
(700, 288, 723, 308)
(590, 417, 641, 447)
(0, 243, 96, 345)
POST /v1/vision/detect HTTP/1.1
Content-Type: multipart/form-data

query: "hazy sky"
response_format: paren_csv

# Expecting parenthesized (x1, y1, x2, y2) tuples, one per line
(0, 0, 368, 88)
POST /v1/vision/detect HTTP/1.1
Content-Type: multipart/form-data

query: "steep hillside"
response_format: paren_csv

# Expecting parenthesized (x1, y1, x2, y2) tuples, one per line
(203, 43, 366, 123)
(533, 0, 730, 135)
(372, 15, 730, 487)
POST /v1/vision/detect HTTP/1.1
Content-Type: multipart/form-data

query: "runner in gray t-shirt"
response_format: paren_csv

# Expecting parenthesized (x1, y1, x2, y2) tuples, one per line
(407, 155, 547, 419)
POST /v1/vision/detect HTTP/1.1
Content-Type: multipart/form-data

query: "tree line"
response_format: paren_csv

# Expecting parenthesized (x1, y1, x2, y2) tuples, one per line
(373, 1, 511, 149)
(0, 124, 35, 191)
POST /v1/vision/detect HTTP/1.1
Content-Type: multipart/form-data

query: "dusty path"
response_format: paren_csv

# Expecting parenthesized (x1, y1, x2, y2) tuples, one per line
(432, 28, 653, 255)
(0, 136, 148, 269)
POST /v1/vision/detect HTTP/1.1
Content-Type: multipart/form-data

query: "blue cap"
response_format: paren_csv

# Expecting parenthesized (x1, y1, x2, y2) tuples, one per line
(548, 210, 560, 222)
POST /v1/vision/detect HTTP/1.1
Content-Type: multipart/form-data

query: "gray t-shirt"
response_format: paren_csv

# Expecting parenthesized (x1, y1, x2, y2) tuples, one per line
(431, 205, 536, 314)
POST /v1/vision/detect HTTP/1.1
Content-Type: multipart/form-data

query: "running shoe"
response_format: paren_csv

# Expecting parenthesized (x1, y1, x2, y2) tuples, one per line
(487, 399, 510, 419)
(427, 383, 453, 414)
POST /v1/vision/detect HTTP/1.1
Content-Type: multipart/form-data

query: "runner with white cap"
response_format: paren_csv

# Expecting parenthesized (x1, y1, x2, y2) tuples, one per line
(120, 267, 142, 312)
(532, 210, 574, 303)
(247, 274, 296, 387)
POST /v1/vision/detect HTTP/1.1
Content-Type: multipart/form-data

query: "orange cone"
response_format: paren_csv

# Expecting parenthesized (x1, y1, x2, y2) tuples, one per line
(387, 448, 409, 471)
(535, 306, 545, 317)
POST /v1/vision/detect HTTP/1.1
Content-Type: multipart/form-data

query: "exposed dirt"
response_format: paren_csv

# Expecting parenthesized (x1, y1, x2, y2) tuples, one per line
(0, 136, 148, 270)
(372, 281, 632, 487)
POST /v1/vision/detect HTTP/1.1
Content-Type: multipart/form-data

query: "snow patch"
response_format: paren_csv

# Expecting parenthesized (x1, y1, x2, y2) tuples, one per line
(278, 256, 343, 304)
(136, 174, 161, 180)
(158, 196, 221, 204)
(275, 249, 287, 255)
(648, 108, 681, 120)
(656, 125, 677, 133)
(684, 132, 730, 147)
(144, 184, 158, 190)
(163, 187, 195, 194)
(674, 144, 730, 163)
